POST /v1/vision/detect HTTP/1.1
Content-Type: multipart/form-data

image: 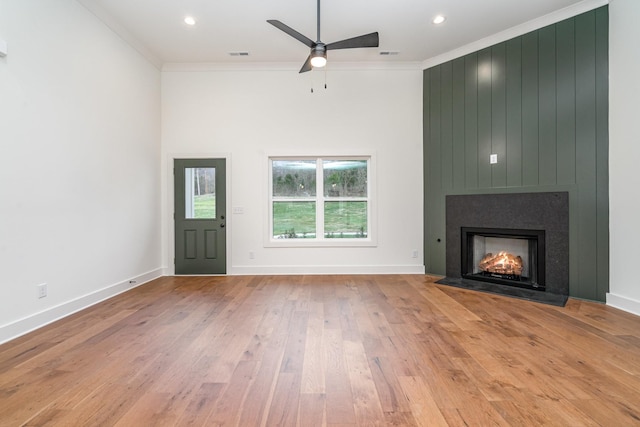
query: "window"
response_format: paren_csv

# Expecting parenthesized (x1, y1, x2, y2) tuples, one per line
(269, 156, 373, 245)
(184, 167, 216, 219)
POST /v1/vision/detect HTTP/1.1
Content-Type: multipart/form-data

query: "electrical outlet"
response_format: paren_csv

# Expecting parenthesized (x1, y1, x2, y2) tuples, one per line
(249, 251, 255, 259)
(37, 283, 47, 299)
(490, 154, 498, 164)
(412, 250, 418, 258)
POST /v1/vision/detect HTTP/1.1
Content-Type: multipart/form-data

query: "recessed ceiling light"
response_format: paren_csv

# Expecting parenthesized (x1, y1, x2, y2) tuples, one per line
(433, 15, 446, 25)
(184, 16, 196, 26)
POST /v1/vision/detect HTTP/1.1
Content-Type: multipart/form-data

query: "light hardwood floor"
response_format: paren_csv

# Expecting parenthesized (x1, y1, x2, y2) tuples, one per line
(1, 275, 640, 426)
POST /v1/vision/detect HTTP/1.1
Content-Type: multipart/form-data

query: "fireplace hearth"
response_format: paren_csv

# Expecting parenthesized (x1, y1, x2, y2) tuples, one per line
(438, 192, 569, 306)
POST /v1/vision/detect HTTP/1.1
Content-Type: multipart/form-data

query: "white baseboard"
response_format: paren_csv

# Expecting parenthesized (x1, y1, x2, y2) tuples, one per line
(606, 292, 640, 317)
(229, 264, 426, 275)
(0, 268, 164, 345)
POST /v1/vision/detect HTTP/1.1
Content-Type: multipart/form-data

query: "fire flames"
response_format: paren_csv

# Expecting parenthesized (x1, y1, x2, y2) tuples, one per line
(478, 251, 523, 276)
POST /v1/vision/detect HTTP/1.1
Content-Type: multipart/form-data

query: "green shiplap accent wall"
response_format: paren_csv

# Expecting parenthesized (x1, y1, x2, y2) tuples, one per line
(423, 6, 609, 301)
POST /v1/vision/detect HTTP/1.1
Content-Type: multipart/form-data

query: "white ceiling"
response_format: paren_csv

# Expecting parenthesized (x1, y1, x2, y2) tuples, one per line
(76, 0, 607, 69)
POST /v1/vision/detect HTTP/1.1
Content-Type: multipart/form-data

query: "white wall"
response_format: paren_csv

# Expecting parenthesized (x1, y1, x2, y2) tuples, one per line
(161, 66, 424, 274)
(0, 0, 162, 342)
(608, 0, 640, 315)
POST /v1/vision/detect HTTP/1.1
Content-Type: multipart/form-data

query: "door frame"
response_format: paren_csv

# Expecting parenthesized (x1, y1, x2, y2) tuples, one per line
(166, 153, 231, 275)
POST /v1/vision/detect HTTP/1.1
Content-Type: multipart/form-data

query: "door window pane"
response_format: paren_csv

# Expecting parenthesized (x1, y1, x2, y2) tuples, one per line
(324, 201, 367, 238)
(273, 201, 316, 238)
(272, 160, 317, 197)
(323, 160, 367, 197)
(185, 167, 216, 219)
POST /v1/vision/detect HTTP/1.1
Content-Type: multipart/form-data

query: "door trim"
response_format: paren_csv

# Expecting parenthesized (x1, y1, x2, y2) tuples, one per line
(166, 153, 231, 275)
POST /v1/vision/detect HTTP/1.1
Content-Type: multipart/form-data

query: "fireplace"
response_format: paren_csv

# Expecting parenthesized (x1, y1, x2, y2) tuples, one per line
(461, 227, 545, 291)
(439, 192, 569, 306)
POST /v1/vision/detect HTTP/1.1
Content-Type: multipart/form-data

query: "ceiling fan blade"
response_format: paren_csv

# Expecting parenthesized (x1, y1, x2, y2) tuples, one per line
(299, 55, 313, 73)
(325, 32, 379, 50)
(267, 20, 315, 48)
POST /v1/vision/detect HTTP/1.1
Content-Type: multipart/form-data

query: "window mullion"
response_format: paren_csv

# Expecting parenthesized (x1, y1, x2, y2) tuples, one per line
(316, 158, 324, 240)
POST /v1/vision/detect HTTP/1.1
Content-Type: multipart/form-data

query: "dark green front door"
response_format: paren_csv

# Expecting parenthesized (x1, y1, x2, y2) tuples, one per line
(174, 159, 226, 274)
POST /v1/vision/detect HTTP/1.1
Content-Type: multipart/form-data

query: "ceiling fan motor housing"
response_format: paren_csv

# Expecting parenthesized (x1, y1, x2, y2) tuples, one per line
(310, 44, 327, 67)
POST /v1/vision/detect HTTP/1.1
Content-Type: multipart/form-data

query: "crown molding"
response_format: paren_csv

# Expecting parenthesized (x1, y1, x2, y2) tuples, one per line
(161, 61, 423, 73)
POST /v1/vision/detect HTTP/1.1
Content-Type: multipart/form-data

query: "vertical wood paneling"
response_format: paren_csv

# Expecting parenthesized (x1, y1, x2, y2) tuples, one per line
(464, 54, 479, 189)
(438, 63, 453, 273)
(423, 70, 431, 271)
(423, 6, 609, 300)
(440, 62, 454, 192)
(575, 11, 598, 300)
(428, 67, 445, 272)
(538, 25, 557, 186)
(452, 58, 466, 190)
(429, 66, 442, 202)
(429, 67, 442, 197)
(521, 32, 540, 186)
(595, 7, 609, 302)
(477, 48, 493, 188)
(505, 38, 523, 187)
(556, 19, 577, 186)
(555, 20, 579, 297)
(491, 43, 507, 187)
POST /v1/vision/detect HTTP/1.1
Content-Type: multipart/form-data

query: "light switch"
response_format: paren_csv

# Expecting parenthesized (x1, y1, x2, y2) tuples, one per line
(490, 154, 498, 164)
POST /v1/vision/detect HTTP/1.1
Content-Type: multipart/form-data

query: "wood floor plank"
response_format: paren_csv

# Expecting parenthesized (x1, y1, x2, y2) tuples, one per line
(205, 360, 258, 426)
(2, 274, 640, 426)
(301, 301, 326, 394)
(397, 376, 448, 427)
(297, 393, 325, 427)
(342, 340, 386, 425)
(324, 328, 357, 425)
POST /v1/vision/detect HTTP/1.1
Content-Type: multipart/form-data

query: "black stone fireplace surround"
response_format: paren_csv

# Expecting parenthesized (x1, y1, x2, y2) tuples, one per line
(438, 192, 569, 306)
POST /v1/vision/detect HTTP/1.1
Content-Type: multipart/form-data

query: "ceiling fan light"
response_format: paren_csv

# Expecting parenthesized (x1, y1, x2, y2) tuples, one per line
(310, 49, 327, 68)
(310, 55, 327, 68)
(433, 15, 446, 25)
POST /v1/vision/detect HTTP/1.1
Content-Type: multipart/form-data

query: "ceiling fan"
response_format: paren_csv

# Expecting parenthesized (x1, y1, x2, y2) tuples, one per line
(267, 0, 379, 73)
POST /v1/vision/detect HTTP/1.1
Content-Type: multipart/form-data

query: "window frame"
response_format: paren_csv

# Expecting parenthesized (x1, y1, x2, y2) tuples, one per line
(266, 154, 376, 247)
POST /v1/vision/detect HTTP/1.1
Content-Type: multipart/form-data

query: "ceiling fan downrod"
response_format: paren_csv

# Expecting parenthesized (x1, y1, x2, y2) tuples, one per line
(316, 0, 321, 42)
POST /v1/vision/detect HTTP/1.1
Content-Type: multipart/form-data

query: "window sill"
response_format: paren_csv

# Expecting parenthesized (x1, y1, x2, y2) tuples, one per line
(264, 238, 377, 248)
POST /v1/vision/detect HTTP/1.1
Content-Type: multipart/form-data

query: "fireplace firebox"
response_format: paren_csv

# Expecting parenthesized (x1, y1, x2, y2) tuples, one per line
(461, 227, 545, 291)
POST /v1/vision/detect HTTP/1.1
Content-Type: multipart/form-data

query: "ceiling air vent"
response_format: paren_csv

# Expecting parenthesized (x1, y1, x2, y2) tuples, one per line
(228, 52, 250, 56)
